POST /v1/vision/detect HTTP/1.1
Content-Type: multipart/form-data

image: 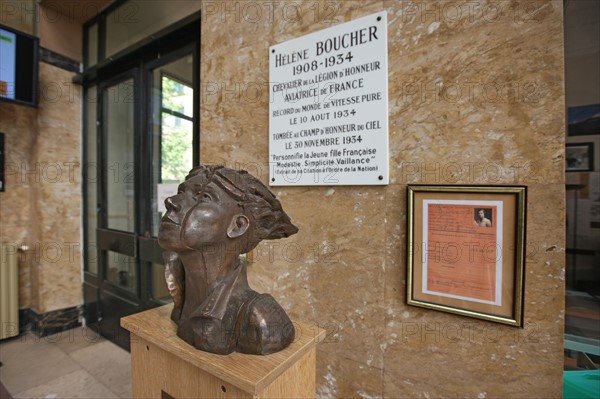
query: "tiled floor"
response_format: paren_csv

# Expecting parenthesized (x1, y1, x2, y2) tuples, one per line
(0, 327, 131, 398)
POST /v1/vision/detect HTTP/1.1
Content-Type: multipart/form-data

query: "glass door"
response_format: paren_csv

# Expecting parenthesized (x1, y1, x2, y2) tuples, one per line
(81, 18, 200, 350)
(96, 71, 140, 349)
(142, 47, 197, 306)
(87, 46, 198, 350)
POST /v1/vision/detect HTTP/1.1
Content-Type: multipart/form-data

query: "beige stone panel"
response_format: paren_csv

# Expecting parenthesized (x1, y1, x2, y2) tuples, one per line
(246, 186, 345, 327)
(200, 43, 271, 167)
(384, 185, 406, 289)
(270, 0, 383, 44)
(33, 63, 82, 313)
(201, 51, 270, 105)
(316, 348, 383, 399)
(524, 187, 566, 334)
(37, 65, 82, 140)
(200, 1, 386, 166)
(247, 220, 320, 327)
(522, 183, 566, 331)
(249, 186, 387, 369)
(386, 1, 565, 186)
(0, 99, 38, 309)
(384, 270, 563, 399)
(198, 0, 567, 396)
(0, 102, 37, 243)
(527, 183, 567, 229)
(0, 0, 37, 35)
(313, 268, 386, 369)
(201, 0, 273, 59)
(521, 183, 565, 321)
(36, 182, 82, 313)
(383, 183, 565, 398)
(383, 320, 559, 398)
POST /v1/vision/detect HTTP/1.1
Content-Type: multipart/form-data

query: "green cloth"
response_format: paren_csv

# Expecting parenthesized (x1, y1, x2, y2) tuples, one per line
(564, 370, 600, 399)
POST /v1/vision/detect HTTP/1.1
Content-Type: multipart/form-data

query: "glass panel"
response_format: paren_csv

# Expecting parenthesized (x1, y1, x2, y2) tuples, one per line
(564, 186, 600, 369)
(105, 1, 200, 58)
(85, 86, 98, 274)
(106, 250, 136, 291)
(161, 115, 193, 181)
(162, 76, 193, 118)
(105, 78, 135, 232)
(151, 263, 172, 303)
(150, 54, 194, 236)
(87, 23, 98, 67)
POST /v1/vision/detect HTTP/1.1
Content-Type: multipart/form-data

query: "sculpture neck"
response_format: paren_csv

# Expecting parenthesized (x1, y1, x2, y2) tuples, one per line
(178, 249, 241, 314)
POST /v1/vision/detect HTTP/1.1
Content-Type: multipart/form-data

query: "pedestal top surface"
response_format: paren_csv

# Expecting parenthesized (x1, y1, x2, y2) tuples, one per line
(121, 304, 324, 394)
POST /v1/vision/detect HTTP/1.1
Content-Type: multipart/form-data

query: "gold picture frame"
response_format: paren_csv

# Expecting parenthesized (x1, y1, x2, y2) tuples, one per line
(406, 185, 527, 326)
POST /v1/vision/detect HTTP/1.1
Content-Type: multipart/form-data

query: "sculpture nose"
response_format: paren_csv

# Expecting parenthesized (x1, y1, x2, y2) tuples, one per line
(165, 196, 181, 212)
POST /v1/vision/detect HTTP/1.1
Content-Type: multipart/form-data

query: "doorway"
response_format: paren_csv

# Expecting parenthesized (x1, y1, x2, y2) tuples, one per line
(83, 25, 199, 350)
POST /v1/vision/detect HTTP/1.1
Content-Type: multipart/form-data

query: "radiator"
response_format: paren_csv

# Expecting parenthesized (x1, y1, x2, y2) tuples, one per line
(0, 244, 19, 339)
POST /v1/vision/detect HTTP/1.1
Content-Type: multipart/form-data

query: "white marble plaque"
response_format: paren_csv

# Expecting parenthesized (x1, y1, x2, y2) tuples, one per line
(269, 11, 389, 186)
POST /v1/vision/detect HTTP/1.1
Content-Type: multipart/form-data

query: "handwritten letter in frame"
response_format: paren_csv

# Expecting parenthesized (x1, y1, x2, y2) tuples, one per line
(406, 186, 526, 326)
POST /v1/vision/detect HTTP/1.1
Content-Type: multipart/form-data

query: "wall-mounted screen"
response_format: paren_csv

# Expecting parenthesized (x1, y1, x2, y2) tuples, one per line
(0, 24, 38, 107)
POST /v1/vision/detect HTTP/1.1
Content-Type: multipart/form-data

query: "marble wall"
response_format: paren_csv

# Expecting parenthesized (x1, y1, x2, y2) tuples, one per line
(1, 0, 84, 317)
(0, 62, 82, 314)
(33, 63, 83, 313)
(200, 0, 565, 397)
(0, 0, 37, 36)
(0, 0, 566, 395)
(0, 101, 38, 309)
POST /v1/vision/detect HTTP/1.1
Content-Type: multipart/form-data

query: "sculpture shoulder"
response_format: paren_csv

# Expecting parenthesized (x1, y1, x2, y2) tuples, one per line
(237, 293, 295, 355)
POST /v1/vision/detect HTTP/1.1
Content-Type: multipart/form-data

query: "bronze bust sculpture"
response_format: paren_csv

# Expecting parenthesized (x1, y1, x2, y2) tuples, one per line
(158, 165, 298, 355)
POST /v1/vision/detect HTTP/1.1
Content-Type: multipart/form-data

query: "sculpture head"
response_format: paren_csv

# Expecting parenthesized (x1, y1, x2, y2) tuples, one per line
(158, 165, 298, 255)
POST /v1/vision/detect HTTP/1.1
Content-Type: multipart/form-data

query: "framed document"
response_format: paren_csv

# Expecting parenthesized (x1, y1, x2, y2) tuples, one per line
(406, 185, 526, 326)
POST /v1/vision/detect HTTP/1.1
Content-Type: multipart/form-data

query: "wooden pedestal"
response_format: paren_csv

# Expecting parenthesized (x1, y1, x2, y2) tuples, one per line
(121, 304, 324, 399)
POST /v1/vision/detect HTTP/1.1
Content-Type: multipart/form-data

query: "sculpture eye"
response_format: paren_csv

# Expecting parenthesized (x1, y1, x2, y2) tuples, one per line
(197, 192, 212, 202)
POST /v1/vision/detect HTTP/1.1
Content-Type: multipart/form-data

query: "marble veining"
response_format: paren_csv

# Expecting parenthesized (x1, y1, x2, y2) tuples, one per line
(200, 1, 565, 397)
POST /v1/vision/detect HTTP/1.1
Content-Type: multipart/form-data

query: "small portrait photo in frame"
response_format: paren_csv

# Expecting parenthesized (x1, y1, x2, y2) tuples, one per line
(474, 208, 493, 227)
(406, 185, 527, 326)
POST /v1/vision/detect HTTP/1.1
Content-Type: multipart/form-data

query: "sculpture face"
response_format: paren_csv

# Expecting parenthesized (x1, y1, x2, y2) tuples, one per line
(478, 209, 485, 219)
(158, 174, 244, 252)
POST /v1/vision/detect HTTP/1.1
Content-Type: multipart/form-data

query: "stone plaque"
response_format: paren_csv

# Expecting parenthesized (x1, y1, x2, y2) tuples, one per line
(269, 11, 389, 186)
